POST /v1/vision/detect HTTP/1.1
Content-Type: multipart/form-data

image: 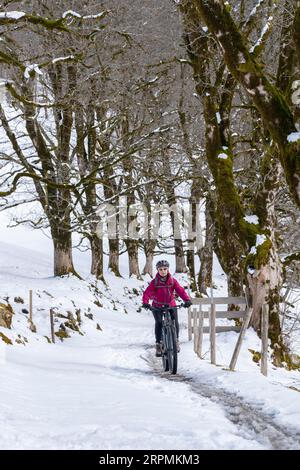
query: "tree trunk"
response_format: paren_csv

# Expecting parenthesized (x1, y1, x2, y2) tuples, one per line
(227, 271, 244, 298)
(186, 187, 200, 291)
(180, 0, 295, 366)
(181, 6, 246, 290)
(125, 240, 141, 278)
(90, 234, 104, 281)
(174, 238, 187, 273)
(53, 231, 76, 277)
(248, 254, 283, 366)
(198, 195, 213, 295)
(186, 248, 196, 291)
(142, 239, 156, 277)
(108, 239, 121, 277)
(198, 245, 213, 295)
(292, 3, 300, 70)
(248, 156, 285, 364)
(161, 147, 187, 274)
(169, 195, 187, 273)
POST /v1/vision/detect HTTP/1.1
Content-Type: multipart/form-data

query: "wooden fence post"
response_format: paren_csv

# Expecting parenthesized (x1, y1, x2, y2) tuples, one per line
(193, 310, 198, 353)
(50, 308, 55, 343)
(197, 308, 204, 358)
(210, 303, 216, 364)
(261, 303, 269, 376)
(188, 307, 192, 341)
(28, 290, 36, 333)
(229, 306, 253, 371)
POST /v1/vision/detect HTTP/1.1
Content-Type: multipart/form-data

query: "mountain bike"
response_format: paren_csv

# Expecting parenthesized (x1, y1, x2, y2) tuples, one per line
(149, 303, 185, 375)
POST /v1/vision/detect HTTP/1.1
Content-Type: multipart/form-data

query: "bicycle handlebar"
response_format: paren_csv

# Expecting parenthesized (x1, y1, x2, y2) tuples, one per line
(145, 303, 186, 312)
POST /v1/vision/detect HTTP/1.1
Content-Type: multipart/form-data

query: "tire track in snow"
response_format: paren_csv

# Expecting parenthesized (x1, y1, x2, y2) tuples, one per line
(145, 350, 300, 450)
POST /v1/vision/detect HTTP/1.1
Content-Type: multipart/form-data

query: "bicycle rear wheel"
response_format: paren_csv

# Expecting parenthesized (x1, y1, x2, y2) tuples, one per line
(167, 325, 177, 375)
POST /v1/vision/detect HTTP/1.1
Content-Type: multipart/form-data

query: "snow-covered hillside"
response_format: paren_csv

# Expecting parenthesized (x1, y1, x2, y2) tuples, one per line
(1, 213, 300, 450)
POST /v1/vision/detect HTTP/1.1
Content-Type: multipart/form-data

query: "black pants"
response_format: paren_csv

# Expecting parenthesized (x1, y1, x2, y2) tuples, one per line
(152, 308, 179, 343)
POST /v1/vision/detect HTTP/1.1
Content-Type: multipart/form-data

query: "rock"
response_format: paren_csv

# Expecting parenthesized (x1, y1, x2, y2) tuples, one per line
(0, 303, 14, 328)
(15, 334, 28, 346)
(291, 354, 300, 366)
(14, 297, 24, 304)
(248, 348, 261, 363)
(84, 312, 94, 320)
(0, 332, 13, 345)
(59, 322, 67, 331)
(75, 308, 82, 325)
(56, 313, 68, 319)
(43, 290, 54, 298)
(28, 320, 37, 333)
(65, 312, 80, 331)
(55, 323, 70, 341)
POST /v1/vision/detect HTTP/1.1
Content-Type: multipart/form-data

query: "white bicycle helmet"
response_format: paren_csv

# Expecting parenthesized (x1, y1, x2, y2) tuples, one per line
(156, 260, 170, 269)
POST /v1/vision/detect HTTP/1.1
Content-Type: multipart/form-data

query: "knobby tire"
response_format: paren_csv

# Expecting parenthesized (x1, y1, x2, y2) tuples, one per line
(167, 324, 177, 375)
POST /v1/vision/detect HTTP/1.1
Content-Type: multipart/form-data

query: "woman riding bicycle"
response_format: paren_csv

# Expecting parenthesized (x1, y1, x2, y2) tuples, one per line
(142, 260, 192, 356)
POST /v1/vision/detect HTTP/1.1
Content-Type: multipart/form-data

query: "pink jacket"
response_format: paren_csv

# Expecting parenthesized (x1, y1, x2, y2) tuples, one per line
(142, 273, 190, 308)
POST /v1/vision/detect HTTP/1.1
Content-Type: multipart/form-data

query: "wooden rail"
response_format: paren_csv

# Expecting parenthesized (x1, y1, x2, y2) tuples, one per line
(191, 296, 246, 305)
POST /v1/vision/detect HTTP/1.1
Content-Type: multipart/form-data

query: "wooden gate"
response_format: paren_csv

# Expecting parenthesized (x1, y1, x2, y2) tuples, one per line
(188, 295, 253, 370)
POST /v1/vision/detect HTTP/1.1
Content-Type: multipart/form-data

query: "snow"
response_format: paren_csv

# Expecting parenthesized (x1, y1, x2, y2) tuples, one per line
(244, 215, 259, 225)
(287, 132, 300, 143)
(82, 12, 106, 20)
(24, 64, 43, 79)
(256, 234, 267, 246)
(52, 56, 75, 64)
(148, 76, 159, 83)
(250, 17, 273, 54)
(246, 88, 256, 96)
(0, 11, 25, 20)
(248, 234, 268, 256)
(257, 84, 268, 97)
(62, 10, 81, 19)
(218, 153, 228, 160)
(62, 10, 106, 20)
(248, 0, 264, 20)
(245, 73, 252, 85)
(247, 266, 256, 275)
(0, 213, 300, 450)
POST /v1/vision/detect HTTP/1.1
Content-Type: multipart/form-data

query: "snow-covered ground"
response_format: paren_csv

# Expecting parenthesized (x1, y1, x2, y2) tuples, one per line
(0, 213, 300, 450)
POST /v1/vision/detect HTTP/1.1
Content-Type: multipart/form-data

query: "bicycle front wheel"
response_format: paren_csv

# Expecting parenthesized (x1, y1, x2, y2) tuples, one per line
(166, 325, 177, 375)
(161, 328, 169, 372)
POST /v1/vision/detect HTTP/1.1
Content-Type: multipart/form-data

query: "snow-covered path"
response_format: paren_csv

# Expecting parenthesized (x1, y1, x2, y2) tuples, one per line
(148, 358, 300, 450)
(1, 312, 299, 450)
(1, 215, 299, 450)
(0, 333, 258, 449)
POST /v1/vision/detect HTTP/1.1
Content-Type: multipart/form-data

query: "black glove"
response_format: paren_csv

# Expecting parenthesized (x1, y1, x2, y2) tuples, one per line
(142, 303, 151, 310)
(184, 300, 192, 308)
